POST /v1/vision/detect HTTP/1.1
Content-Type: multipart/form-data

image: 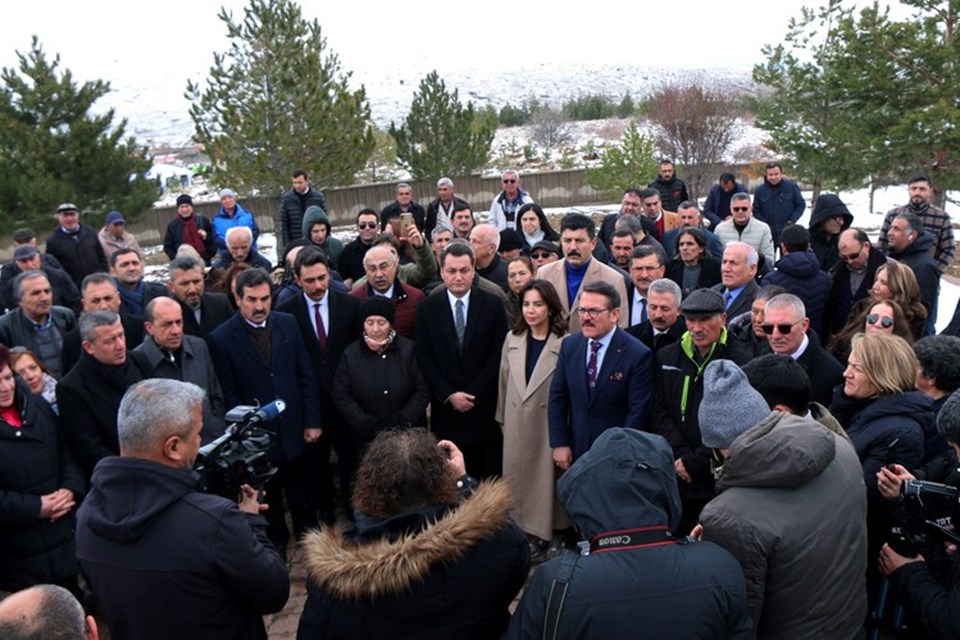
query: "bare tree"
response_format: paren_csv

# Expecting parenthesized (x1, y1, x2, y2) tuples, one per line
(645, 80, 742, 199)
(530, 105, 575, 158)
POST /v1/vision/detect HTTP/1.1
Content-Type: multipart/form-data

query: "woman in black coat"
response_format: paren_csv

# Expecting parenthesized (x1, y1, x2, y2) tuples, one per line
(0, 343, 85, 593)
(331, 298, 430, 451)
(665, 227, 721, 297)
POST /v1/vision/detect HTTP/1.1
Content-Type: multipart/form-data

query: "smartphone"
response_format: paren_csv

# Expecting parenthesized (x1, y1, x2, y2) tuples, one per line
(400, 212, 414, 229)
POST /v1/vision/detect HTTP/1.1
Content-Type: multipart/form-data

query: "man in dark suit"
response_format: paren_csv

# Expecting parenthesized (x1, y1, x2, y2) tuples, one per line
(168, 256, 234, 339)
(712, 242, 760, 323)
(415, 241, 507, 478)
(207, 268, 322, 553)
(276, 247, 361, 522)
(625, 245, 667, 327)
(626, 278, 686, 353)
(549, 281, 654, 469)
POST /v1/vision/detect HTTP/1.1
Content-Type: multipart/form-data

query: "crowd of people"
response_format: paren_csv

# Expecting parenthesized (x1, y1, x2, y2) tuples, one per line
(2, 162, 960, 639)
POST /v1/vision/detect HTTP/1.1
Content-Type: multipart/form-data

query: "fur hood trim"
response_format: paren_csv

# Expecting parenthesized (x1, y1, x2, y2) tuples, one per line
(300, 480, 514, 598)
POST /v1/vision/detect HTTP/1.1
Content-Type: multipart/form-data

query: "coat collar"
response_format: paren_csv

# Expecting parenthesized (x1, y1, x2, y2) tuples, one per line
(506, 331, 563, 401)
(300, 480, 513, 599)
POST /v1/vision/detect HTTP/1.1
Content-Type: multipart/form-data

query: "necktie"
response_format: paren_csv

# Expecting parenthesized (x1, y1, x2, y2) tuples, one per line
(314, 302, 327, 349)
(640, 298, 647, 323)
(586, 340, 601, 389)
(723, 290, 733, 310)
(455, 299, 466, 347)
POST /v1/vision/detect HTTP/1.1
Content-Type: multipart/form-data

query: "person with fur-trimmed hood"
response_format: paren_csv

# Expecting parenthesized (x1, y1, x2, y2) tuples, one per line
(505, 428, 753, 639)
(297, 428, 530, 640)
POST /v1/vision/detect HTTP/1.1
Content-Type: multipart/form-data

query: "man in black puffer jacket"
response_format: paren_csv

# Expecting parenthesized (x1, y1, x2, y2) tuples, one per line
(808, 192, 853, 271)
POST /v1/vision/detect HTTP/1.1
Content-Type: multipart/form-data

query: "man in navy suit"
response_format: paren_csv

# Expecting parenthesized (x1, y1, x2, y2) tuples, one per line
(549, 281, 654, 470)
(416, 241, 508, 478)
(207, 268, 322, 554)
(276, 247, 361, 522)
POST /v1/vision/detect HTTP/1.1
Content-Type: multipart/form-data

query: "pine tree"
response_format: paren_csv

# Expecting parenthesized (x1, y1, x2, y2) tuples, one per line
(0, 37, 155, 233)
(186, 0, 375, 195)
(585, 122, 658, 198)
(389, 71, 495, 180)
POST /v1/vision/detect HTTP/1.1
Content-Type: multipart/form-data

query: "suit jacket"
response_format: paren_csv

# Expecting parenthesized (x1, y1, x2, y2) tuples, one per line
(179, 292, 234, 339)
(712, 280, 759, 325)
(626, 318, 686, 353)
(548, 328, 654, 459)
(207, 312, 321, 462)
(536, 259, 629, 334)
(133, 334, 227, 443)
(415, 287, 507, 446)
(276, 290, 362, 432)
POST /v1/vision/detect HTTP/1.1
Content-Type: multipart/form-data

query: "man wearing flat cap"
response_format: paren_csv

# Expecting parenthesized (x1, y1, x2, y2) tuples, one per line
(647, 287, 751, 534)
(0, 244, 80, 313)
(98, 211, 143, 261)
(45, 202, 109, 288)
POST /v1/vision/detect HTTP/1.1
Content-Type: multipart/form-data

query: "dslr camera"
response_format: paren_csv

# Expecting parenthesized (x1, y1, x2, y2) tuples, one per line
(889, 478, 960, 557)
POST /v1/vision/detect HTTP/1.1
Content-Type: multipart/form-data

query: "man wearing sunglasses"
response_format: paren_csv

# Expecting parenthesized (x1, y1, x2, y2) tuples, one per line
(761, 294, 843, 407)
(339, 209, 382, 286)
(714, 193, 775, 268)
(489, 170, 534, 232)
(823, 228, 889, 340)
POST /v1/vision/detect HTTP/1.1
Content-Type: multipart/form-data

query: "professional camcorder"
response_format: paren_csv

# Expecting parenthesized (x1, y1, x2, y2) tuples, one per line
(194, 400, 284, 500)
(889, 478, 960, 557)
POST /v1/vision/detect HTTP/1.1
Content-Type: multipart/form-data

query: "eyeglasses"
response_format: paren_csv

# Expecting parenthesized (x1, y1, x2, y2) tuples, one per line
(503, 179, 517, 184)
(358, 222, 378, 229)
(530, 252, 551, 259)
(866, 314, 894, 329)
(577, 307, 611, 317)
(731, 207, 750, 212)
(760, 319, 803, 335)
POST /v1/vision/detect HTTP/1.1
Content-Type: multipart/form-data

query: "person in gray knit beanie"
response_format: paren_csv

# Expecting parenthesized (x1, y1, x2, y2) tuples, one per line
(699, 359, 771, 449)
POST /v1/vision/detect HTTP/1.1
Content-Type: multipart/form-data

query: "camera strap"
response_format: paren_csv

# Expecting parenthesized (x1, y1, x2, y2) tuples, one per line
(589, 526, 677, 554)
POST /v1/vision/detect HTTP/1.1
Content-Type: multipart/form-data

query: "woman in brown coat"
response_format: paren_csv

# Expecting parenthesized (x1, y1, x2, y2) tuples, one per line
(496, 280, 570, 556)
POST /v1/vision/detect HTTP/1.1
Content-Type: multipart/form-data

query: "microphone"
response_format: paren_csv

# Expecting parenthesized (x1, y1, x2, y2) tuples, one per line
(249, 399, 286, 424)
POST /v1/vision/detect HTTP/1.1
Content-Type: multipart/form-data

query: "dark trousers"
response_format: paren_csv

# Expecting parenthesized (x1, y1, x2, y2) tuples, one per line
(263, 453, 315, 551)
(459, 434, 503, 480)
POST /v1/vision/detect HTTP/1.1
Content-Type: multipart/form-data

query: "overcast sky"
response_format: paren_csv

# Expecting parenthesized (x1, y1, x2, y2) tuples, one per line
(3, 0, 820, 84)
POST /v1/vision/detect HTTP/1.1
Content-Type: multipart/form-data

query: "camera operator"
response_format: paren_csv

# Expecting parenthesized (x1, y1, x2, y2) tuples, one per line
(75, 378, 289, 639)
(878, 389, 960, 639)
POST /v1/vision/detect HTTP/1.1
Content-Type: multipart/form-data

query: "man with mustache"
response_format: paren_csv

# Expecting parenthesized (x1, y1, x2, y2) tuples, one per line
(648, 288, 752, 535)
(537, 213, 628, 334)
(207, 268, 322, 557)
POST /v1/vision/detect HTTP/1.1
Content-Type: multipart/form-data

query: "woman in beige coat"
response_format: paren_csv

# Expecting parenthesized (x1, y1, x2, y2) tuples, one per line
(496, 279, 571, 556)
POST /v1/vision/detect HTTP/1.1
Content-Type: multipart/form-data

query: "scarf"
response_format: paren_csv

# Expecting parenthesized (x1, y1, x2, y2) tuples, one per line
(178, 215, 206, 256)
(363, 329, 396, 355)
(523, 228, 545, 247)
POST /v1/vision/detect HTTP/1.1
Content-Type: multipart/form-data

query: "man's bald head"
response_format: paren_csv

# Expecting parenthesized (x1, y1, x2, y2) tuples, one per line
(0, 585, 97, 640)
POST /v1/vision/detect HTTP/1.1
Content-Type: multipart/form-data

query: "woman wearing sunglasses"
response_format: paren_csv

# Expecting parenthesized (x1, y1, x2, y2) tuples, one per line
(828, 297, 914, 365)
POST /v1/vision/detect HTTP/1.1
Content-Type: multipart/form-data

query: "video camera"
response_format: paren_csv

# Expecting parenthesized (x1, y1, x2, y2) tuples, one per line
(194, 400, 284, 500)
(889, 479, 960, 557)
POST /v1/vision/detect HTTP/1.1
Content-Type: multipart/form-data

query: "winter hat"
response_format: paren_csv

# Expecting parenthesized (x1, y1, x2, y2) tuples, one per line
(13, 245, 39, 261)
(105, 211, 125, 225)
(12, 228, 36, 244)
(176, 194, 193, 207)
(937, 389, 960, 444)
(530, 240, 562, 258)
(360, 296, 395, 326)
(218, 188, 237, 199)
(499, 229, 523, 253)
(302, 205, 331, 239)
(699, 360, 771, 449)
(680, 288, 725, 318)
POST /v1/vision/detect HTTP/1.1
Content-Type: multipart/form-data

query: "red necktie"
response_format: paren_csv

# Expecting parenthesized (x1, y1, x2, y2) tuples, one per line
(314, 302, 327, 349)
(586, 340, 601, 389)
